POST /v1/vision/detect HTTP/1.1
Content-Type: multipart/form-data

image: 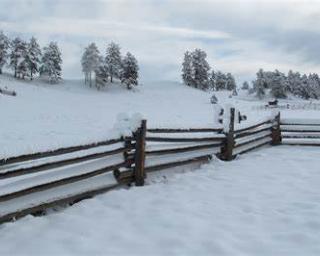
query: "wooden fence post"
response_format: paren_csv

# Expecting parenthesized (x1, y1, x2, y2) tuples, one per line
(134, 120, 147, 186)
(271, 112, 282, 145)
(221, 108, 235, 161)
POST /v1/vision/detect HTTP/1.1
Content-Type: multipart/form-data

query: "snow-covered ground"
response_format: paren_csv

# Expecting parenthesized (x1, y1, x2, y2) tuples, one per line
(2, 73, 318, 159)
(1, 146, 320, 255)
(1, 74, 320, 255)
(0, 74, 225, 158)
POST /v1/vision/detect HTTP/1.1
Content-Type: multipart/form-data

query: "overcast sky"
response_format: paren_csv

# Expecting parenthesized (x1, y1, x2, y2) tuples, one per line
(1, 0, 320, 83)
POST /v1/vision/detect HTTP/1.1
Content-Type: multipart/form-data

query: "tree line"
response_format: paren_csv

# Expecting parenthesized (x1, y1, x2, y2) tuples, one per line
(81, 42, 139, 90)
(247, 69, 320, 99)
(181, 49, 236, 92)
(0, 31, 62, 83)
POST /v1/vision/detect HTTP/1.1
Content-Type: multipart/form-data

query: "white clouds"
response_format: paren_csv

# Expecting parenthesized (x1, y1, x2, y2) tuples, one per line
(1, 0, 320, 82)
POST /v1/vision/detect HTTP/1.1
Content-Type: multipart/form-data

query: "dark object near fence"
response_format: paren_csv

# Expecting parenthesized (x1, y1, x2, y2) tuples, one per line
(268, 99, 278, 106)
(218, 108, 224, 124)
(210, 94, 218, 104)
(0, 87, 17, 96)
(238, 112, 247, 123)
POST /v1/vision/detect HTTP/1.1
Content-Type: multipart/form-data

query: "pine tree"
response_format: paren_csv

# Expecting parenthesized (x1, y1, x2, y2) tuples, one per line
(16, 39, 28, 79)
(241, 81, 249, 90)
(254, 69, 267, 98)
(10, 37, 26, 78)
(105, 42, 121, 83)
(253, 80, 265, 99)
(307, 73, 320, 99)
(209, 70, 216, 90)
(191, 49, 210, 90)
(226, 73, 236, 91)
(0, 31, 10, 75)
(182, 51, 193, 87)
(26, 37, 41, 80)
(81, 43, 100, 87)
(270, 70, 287, 99)
(95, 56, 108, 90)
(120, 52, 139, 90)
(40, 42, 62, 84)
(215, 71, 227, 90)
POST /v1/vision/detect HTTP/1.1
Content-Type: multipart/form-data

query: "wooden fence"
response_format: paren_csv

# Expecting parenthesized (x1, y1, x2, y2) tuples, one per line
(281, 118, 320, 146)
(0, 109, 317, 225)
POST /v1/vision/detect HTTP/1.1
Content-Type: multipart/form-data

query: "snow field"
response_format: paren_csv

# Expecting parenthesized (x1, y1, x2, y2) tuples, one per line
(1, 146, 320, 255)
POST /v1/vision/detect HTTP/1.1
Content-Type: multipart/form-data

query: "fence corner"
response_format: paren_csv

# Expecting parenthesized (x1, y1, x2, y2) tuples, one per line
(220, 107, 235, 161)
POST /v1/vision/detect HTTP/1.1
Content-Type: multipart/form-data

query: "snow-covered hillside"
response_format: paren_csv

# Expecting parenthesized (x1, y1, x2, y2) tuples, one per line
(0, 75, 218, 158)
(1, 74, 319, 159)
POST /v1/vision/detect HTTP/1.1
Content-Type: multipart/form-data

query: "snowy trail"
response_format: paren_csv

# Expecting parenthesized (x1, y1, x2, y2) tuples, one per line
(1, 146, 320, 255)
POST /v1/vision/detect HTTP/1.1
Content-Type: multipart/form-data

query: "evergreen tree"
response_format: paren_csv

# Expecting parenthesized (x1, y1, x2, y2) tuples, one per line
(215, 71, 227, 90)
(226, 73, 236, 91)
(254, 69, 267, 98)
(9, 37, 26, 78)
(26, 37, 41, 80)
(120, 52, 139, 90)
(191, 49, 210, 90)
(81, 43, 100, 87)
(254, 80, 265, 99)
(241, 81, 249, 90)
(95, 56, 108, 90)
(307, 73, 320, 99)
(0, 31, 10, 75)
(182, 51, 193, 86)
(270, 70, 287, 98)
(209, 70, 216, 90)
(105, 42, 121, 83)
(40, 42, 62, 84)
(16, 39, 28, 79)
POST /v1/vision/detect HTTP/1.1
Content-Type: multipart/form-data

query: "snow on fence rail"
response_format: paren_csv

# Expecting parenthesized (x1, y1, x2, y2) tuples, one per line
(252, 102, 320, 111)
(280, 118, 320, 146)
(0, 110, 316, 225)
(0, 120, 226, 224)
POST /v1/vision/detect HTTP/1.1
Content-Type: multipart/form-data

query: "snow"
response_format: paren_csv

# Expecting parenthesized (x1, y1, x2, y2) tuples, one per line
(1, 146, 320, 255)
(0, 74, 225, 159)
(1, 74, 320, 255)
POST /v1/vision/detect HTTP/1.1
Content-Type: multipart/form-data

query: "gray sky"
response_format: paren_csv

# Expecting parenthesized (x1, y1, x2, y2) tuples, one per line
(1, 0, 320, 83)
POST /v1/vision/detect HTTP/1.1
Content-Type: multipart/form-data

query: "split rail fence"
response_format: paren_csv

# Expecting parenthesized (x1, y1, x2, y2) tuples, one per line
(0, 109, 318, 224)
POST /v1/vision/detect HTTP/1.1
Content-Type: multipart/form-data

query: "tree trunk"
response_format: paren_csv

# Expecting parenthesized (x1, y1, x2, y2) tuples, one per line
(110, 75, 113, 83)
(0, 68, 2, 74)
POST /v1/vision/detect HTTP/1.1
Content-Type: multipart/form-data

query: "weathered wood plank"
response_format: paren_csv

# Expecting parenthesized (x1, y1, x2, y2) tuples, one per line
(234, 119, 271, 134)
(0, 162, 126, 203)
(234, 133, 272, 148)
(235, 126, 272, 139)
(0, 147, 131, 180)
(145, 142, 223, 156)
(147, 128, 223, 133)
(134, 120, 147, 186)
(145, 155, 212, 173)
(0, 183, 121, 225)
(146, 137, 224, 142)
(0, 138, 125, 166)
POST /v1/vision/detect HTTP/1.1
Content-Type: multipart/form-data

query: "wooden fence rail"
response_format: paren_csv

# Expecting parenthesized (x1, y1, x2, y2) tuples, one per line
(0, 110, 318, 225)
